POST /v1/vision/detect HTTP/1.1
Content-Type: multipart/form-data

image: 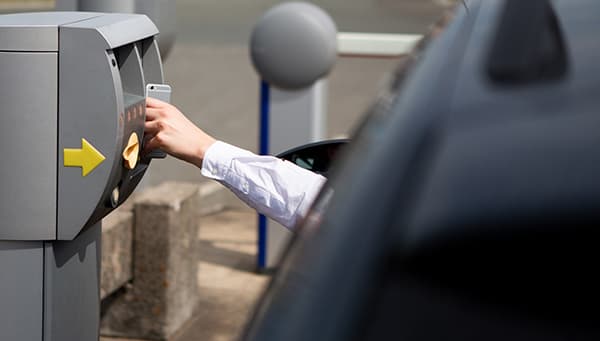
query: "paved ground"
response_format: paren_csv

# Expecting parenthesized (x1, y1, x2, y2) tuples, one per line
(172, 209, 269, 341)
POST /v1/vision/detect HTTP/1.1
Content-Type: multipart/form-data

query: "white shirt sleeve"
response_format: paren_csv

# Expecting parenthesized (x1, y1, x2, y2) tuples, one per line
(200, 141, 327, 229)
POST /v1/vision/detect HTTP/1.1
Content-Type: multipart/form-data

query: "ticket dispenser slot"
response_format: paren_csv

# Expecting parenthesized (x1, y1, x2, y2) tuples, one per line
(105, 43, 148, 209)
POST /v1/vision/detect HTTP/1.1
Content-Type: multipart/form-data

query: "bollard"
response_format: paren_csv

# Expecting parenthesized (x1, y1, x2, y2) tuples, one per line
(250, 2, 337, 271)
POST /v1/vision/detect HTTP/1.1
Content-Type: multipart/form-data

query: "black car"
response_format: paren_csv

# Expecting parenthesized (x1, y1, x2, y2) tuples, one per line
(244, 1, 600, 340)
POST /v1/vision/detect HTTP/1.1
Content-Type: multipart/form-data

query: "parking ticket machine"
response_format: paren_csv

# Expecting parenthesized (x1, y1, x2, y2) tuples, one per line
(0, 12, 167, 340)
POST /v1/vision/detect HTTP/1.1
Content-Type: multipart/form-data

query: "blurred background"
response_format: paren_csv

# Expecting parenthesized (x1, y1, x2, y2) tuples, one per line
(0, 1, 454, 340)
(0, 0, 449, 187)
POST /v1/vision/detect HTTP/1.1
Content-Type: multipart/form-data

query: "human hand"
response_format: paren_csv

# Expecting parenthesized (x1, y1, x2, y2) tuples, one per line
(144, 97, 216, 168)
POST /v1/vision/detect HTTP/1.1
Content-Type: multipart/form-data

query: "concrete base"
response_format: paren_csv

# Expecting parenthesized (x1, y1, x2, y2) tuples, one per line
(101, 208, 134, 299)
(101, 207, 269, 341)
(101, 182, 206, 340)
(99, 180, 255, 340)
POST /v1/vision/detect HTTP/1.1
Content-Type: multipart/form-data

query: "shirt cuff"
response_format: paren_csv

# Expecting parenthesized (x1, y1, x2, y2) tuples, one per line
(201, 141, 255, 181)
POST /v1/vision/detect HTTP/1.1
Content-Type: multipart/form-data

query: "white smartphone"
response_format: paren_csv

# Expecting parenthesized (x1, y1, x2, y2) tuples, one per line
(144, 83, 171, 159)
(146, 83, 172, 103)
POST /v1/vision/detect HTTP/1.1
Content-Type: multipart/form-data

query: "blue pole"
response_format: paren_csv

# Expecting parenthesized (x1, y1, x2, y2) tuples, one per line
(257, 80, 270, 270)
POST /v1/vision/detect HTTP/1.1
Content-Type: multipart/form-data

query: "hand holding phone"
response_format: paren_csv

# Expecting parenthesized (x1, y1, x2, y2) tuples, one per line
(145, 83, 172, 159)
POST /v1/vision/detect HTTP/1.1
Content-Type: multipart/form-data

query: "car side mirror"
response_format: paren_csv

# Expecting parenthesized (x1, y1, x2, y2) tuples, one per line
(277, 139, 349, 177)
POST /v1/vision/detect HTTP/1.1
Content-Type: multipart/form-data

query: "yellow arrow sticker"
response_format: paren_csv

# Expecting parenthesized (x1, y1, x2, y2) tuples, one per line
(64, 138, 106, 177)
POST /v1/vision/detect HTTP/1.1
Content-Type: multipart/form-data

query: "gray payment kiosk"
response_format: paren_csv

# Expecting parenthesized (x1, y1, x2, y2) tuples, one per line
(0, 12, 167, 340)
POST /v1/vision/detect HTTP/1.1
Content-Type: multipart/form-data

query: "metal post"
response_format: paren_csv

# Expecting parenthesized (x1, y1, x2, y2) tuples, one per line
(250, 3, 337, 271)
(258, 79, 328, 270)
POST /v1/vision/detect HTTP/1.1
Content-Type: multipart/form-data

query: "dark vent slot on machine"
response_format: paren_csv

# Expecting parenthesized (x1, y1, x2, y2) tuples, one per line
(140, 37, 164, 85)
(114, 43, 145, 104)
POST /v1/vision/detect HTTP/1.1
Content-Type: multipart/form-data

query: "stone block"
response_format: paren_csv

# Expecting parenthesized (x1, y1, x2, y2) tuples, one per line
(100, 181, 203, 340)
(100, 207, 134, 299)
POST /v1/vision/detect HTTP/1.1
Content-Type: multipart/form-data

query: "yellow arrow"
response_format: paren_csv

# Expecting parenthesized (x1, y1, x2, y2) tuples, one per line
(64, 138, 106, 177)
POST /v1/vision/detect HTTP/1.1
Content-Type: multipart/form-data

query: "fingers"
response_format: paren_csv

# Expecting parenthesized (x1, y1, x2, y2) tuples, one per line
(143, 119, 171, 154)
(146, 96, 168, 108)
(145, 97, 171, 120)
(145, 107, 163, 121)
(145, 103, 183, 121)
(142, 134, 163, 155)
(144, 120, 163, 135)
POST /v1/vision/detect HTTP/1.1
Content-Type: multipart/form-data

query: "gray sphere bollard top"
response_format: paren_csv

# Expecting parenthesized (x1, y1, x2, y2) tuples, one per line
(250, 2, 338, 90)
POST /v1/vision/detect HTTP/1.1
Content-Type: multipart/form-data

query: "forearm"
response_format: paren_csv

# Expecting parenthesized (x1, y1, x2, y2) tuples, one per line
(142, 98, 325, 227)
(201, 141, 326, 229)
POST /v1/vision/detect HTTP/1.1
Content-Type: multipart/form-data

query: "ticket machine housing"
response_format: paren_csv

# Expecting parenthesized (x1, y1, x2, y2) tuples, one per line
(0, 12, 165, 341)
